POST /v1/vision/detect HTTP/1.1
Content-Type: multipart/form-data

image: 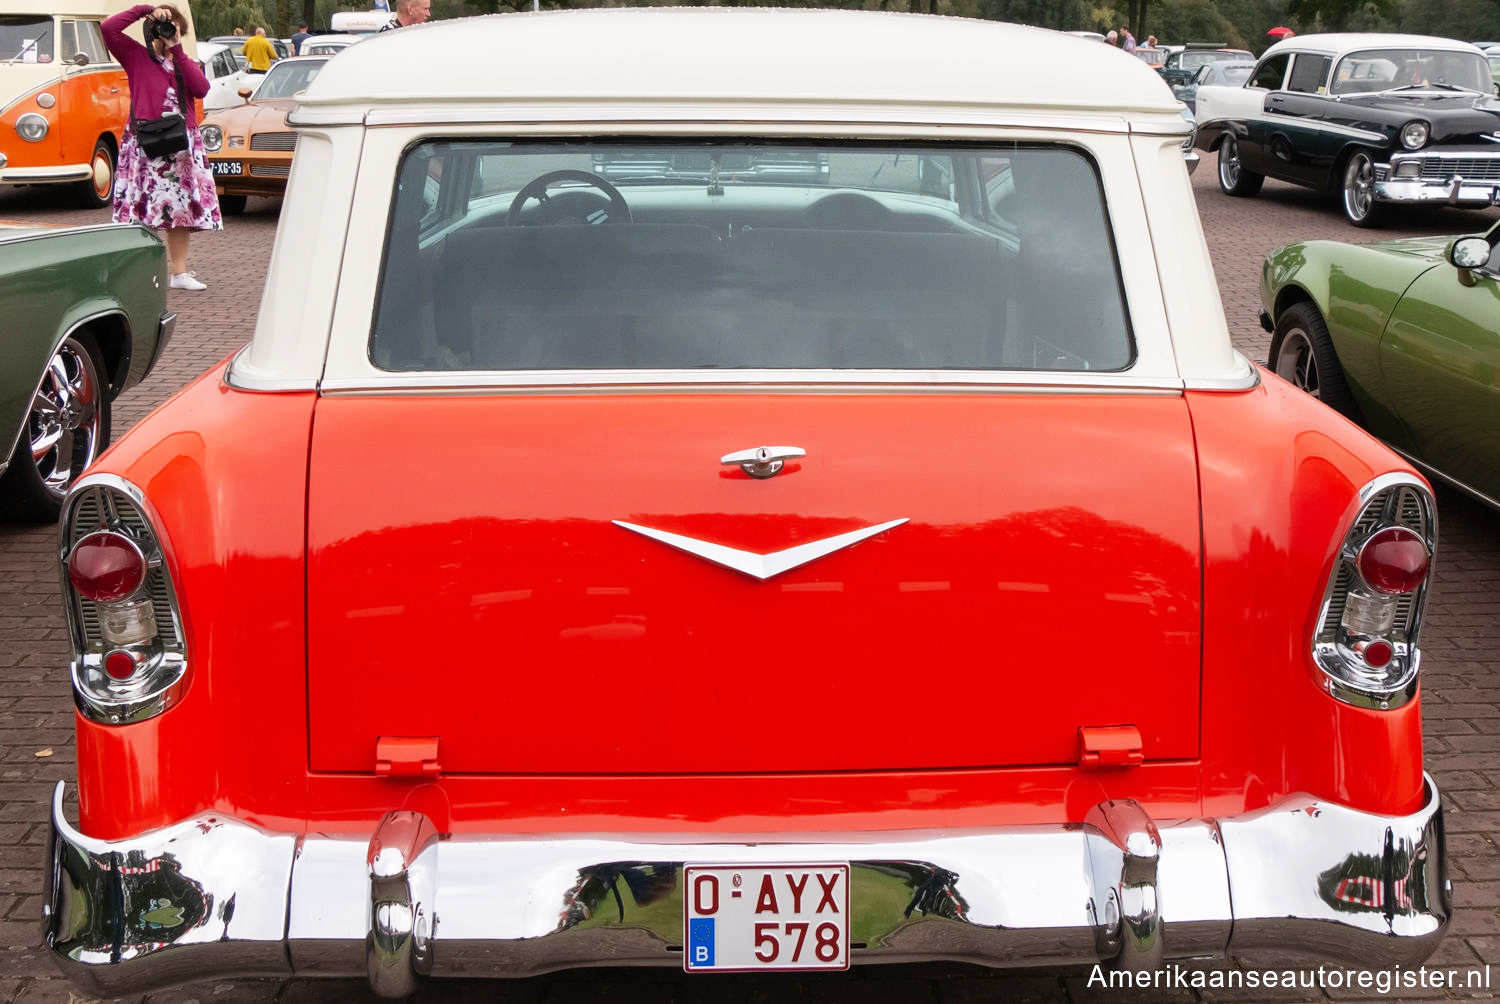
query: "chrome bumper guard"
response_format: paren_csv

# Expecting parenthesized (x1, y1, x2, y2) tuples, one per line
(43, 778, 1449, 997)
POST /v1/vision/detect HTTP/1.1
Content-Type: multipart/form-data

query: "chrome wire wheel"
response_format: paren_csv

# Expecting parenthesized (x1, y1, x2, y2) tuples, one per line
(1218, 136, 1241, 190)
(1216, 135, 1263, 196)
(27, 336, 104, 499)
(1273, 327, 1320, 399)
(1342, 151, 1381, 226)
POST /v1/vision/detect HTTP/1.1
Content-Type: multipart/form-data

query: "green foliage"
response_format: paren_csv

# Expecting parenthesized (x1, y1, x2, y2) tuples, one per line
(1150, 0, 1246, 48)
(1284, 0, 1391, 31)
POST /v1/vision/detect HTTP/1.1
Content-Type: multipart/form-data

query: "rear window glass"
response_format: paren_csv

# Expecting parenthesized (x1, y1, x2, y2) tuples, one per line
(371, 140, 1134, 373)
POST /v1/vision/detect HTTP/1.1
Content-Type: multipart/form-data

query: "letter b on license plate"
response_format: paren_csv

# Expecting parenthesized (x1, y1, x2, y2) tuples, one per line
(683, 864, 849, 972)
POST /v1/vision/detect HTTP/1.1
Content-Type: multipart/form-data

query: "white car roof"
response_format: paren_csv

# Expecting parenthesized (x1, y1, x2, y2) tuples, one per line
(294, 8, 1184, 123)
(1263, 33, 1485, 58)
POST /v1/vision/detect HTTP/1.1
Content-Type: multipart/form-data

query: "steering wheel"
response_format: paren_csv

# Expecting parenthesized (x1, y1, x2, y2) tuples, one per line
(506, 169, 632, 226)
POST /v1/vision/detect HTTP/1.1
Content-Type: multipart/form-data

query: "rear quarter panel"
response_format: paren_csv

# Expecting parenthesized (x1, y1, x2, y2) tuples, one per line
(71, 362, 317, 838)
(1190, 374, 1428, 818)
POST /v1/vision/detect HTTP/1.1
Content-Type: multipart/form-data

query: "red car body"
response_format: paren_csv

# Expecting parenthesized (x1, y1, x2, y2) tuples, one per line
(44, 8, 1448, 997)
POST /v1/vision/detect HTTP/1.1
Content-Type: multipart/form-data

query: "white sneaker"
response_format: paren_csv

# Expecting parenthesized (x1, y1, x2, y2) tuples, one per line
(169, 272, 206, 291)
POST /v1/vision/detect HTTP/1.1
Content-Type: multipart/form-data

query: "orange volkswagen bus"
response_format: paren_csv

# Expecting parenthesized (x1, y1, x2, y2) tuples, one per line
(0, 1, 196, 208)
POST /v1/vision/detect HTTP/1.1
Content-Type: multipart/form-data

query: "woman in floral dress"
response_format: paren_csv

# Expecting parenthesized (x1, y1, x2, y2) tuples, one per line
(102, 4, 221, 291)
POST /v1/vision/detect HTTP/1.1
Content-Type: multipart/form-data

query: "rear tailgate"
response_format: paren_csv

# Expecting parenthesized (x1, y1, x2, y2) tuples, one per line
(306, 392, 1201, 774)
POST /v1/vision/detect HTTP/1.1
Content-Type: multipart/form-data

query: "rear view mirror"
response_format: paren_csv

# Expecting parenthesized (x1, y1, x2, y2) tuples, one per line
(1449, 237, 1490, 269)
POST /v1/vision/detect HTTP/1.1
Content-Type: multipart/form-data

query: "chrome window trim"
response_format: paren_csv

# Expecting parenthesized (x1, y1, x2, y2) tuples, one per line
(316, 371, 1194, 395)
(294, 107, 1158, 132)
(0, 221, 154, 248)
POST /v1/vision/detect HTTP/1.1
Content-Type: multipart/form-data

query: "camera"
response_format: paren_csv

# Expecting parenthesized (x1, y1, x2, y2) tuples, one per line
(147, 17, 177, 41)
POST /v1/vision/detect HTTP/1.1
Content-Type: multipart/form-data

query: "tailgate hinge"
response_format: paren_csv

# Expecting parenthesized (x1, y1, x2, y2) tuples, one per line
(375, 736, 442, 779)
(1078, 725, 1143, 769)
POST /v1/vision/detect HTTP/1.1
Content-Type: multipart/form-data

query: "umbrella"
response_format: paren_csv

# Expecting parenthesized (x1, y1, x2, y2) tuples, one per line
(1267, 26, 1295, 37)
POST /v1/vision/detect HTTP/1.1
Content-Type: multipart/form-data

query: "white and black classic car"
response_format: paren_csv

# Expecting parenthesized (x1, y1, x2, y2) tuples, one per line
(1195, 33, 1500, 226)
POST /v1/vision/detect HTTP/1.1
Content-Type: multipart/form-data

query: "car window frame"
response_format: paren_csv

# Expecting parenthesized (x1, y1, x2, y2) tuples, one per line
(1249, 52, 1291, 90)
(1286, 53, 1333, 94)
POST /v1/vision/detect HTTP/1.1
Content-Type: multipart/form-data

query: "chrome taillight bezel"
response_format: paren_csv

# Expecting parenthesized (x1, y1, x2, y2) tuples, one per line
(1311, 473, 1436, 710)
(59, 474, 189, 725)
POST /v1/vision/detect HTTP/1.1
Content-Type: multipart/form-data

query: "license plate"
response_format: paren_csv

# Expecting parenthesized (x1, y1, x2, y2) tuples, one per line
(683, 864, 849, 972)
(211, 161, 242, 176)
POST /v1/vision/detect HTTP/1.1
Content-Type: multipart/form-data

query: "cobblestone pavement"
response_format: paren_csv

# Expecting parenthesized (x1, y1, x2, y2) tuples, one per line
(0, 165, 1497, 1004)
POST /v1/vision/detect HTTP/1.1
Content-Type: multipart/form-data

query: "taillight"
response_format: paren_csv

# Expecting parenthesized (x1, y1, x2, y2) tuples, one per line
(1356, 527, 1429, 595)
(1312, 475, 1435, 710)
(68, 531, 147, 603)
(58, 475, 188, 725)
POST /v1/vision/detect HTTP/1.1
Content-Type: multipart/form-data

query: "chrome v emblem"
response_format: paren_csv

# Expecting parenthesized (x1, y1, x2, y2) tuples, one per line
(613, 518, 909, 581)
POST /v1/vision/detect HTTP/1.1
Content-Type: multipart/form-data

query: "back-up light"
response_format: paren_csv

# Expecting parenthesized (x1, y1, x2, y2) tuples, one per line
(1312, 475, 1436, 710)
(58, 476, 188, 725)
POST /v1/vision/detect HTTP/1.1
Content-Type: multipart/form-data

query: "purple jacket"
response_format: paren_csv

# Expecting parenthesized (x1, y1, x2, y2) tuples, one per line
(102, 4, 210, 125)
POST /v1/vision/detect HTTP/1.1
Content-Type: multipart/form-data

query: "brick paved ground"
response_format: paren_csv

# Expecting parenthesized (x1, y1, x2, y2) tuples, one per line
(0, 165, 1496, 1003)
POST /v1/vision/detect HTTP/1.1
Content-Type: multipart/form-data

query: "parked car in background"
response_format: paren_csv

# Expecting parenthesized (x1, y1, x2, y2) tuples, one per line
(300, 33, 359, 55)
(0, 1, 197, 208)
(1135, 45, 1166, 69)
(197, 40, 258, 111)
(1262, 220, 1500, 508)
(200, 55, 328, 213)
(1160, 44, 1253, 86)
(1488, 52, 1500, 89)
(43, 11, 1448, 997)
(1172, 60, 1255, 113)
(1196, 33, 1500, 226)
(0, 221, 172, 521)
(205, 33, 289, 70)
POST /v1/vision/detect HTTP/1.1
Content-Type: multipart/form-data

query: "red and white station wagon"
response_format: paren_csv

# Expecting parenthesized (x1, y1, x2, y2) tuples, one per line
(44, 9, 1448, 996)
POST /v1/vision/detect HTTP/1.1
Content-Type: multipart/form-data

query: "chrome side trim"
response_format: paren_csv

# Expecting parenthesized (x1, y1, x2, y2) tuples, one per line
(0, 223, 148, 247)
(145, 312, 176, 379)
(0, 165, 93, 184)
(44, 778, 1448, 995)
(1383, 442, 1500, 513)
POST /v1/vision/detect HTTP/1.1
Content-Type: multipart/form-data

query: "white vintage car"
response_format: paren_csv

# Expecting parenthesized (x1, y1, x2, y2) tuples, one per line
(44, 9, 1448, 998)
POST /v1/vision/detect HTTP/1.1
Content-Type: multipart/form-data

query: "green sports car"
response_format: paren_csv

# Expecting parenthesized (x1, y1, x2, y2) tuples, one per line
(0, 222, 174, 522)
(1261, 220, 1500, 509)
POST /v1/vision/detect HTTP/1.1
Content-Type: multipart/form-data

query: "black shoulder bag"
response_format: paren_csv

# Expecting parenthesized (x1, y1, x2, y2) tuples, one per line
(131, 56, 190, 159)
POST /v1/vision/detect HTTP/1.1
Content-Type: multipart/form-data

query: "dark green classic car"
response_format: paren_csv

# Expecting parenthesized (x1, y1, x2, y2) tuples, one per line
(1261, 220, 1500, 508)
(0, 222, 174, 522)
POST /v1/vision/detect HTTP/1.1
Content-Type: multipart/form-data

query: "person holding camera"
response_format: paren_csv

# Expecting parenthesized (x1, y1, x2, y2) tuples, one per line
(102, 4, 221, 291)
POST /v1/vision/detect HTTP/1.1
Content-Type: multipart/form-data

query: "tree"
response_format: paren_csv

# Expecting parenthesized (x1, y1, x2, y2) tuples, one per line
(1284, 0, 1393, 31)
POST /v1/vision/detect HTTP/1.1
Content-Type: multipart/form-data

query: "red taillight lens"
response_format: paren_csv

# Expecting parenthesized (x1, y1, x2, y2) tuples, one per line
(68, 531, 147, 603)
(1356, 527, 1429, 595)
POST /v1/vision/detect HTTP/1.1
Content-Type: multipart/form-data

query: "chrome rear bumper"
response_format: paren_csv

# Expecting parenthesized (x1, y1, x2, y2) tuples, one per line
(43, 778, 1449, 997)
